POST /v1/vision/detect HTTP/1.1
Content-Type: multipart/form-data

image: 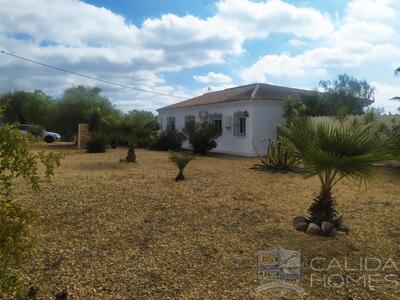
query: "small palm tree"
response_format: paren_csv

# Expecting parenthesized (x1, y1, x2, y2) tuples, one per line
(279, 118, 387, 235)
(117, 114, 158, 162)
(169, 151, 194, 181)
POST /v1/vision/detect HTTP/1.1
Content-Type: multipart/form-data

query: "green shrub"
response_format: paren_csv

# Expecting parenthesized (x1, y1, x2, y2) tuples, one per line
(0, 116, 62, 295)
(253, 138, 298, 172)
(149, 129, 186, 151)
(184, 121, 219, 155)
(86, 133, 109, 153)
(169, 151, 194, 181)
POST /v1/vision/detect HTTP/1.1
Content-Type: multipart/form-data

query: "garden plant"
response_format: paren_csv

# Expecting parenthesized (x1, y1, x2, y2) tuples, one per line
(169, 151, 194, 181)
(279, 117, 387, 236)
(0, 109, 62, 296)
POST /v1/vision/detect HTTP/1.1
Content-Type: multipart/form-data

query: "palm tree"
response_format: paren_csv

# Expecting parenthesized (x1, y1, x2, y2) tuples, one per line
(117, 113, 158, 162)
(282, 98, 307, 125)
(279, 118, 387, 235)
(169, 151, 194, 181)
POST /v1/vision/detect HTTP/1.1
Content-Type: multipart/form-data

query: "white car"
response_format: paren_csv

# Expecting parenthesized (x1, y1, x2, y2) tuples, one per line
(18, 125, 61, 143)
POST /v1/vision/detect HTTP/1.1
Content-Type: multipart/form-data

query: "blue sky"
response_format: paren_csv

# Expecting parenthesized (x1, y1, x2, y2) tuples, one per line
(0, 0, 399, 112)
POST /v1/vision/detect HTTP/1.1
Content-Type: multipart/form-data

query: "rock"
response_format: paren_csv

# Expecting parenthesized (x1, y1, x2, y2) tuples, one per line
(321, 221, 335, 235)
(333, 214, 344, 227)
(55, 291, 68, 300)
(306, 223, 322, 235)
(294, 222, 309, 232)
(293, 216, 309, 226)
(336, 224, 349, 235)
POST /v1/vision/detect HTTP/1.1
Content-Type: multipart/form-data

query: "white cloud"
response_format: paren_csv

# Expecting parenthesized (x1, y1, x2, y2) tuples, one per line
(371, 82, 400, 113)
(193, 72, 232, 84)
(0, 0, 335, 111)
(288, 39, 306, 47)
(345, 0, 398, 23)
(241, 0, 400, 94)
(214, 0, 334, 40)
(0, 0, 398, 113)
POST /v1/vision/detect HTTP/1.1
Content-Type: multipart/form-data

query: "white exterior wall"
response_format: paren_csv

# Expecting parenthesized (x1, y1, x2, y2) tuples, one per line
(158, 100, 285, 156)
(251, 100, 285, 156)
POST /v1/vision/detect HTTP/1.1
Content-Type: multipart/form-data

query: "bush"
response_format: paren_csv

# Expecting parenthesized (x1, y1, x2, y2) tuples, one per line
(149, 129, 186, 151)
(253, 138, 298, 172)
(0, 116, 62, 295)
(86, 133, 109, 153)
(184, 121, 219, 155)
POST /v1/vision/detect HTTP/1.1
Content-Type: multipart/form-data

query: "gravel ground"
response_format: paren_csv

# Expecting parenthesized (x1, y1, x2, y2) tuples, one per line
(11, 144, 400, 299)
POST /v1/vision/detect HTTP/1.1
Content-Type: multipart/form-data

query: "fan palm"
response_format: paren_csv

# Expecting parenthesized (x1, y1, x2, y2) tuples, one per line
(117, 114, 158, 162)
(169, 151, 194, 181)
(282, 98, 307, 124)
(279, 118, 387, 235)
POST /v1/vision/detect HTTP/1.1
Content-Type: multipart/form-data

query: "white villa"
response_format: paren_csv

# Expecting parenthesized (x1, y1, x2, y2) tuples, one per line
(157, 83, 310, 156)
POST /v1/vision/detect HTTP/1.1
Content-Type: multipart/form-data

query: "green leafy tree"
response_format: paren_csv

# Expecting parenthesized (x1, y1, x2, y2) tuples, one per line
(116, 111, 158, 162)
(54, 86, 118, 140)
(279, 118, 387, 235)
(319, 74, 375, 115)
(294, 74, 375, 117)
(298, 93, 328, 116)
(0, 90, 55, 127)
(169, 151, 194, 181)
(0, 110, 62, 295)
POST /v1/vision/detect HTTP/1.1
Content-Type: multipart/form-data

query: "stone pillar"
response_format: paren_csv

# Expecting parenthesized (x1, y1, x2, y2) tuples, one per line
(77, 123, 89, 150)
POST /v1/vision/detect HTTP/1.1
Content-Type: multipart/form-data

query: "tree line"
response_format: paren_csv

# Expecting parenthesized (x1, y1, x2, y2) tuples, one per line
(0, 86, 143, 140)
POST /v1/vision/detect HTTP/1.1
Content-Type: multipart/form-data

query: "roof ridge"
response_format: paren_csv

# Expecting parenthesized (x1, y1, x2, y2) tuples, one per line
(250, 83, 260, 100)
(220, 83, 257, 92)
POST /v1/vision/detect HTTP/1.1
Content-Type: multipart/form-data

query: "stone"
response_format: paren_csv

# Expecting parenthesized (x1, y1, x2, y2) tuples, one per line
(293, 216, 308, 226)
(306, 223, 322, 235)
(321, 221, 335, 235)
(333, 214, 344, 227)
(336, 224, 349, 235)
(294, 222, 309, 232)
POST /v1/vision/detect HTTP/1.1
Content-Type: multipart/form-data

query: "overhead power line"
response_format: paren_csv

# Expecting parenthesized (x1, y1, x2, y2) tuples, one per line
(0, 50, 187, 99)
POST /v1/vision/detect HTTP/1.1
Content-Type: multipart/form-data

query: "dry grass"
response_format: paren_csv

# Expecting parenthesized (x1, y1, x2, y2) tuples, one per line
(12, 143, 400, 299)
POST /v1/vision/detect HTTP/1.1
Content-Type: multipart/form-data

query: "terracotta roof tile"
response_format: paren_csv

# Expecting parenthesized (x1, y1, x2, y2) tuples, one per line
(158, 83, 312, 110)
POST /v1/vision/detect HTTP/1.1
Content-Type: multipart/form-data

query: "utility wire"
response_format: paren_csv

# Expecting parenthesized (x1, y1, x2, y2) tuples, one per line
(0, 50, 187, 99)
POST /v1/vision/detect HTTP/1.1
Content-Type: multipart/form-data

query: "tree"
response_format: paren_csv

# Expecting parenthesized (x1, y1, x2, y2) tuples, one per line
(54, 86, 118, 140)
(395, 67, 400, 76)
(0, 109, 62, 295)
(169, 151, 194, 181)
(0, 90, 55, 127)
(279, 118, 387, 236)
(116, 111, 158, 162)
(319, 74, 375, 115)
